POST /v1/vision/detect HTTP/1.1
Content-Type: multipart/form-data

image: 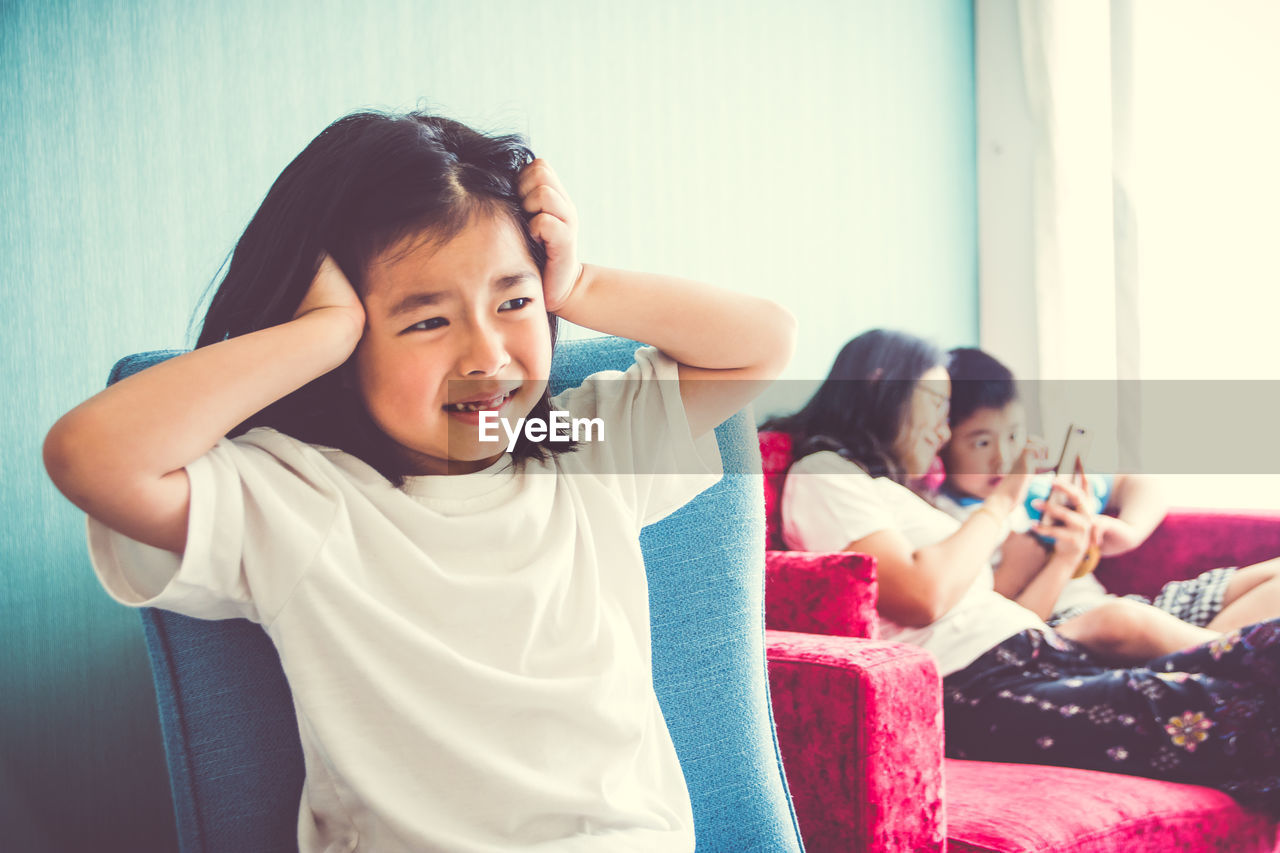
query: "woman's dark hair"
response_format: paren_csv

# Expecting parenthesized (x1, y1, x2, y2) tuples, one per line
(762, 329, 945, 483)
(946, 347, 1018, 428)
(197, 109, 569, 486)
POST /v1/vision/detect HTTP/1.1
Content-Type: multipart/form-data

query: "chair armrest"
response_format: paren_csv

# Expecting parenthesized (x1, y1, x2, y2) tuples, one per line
(1096, 509, 1280, 598)
(767, 630, 944, 853)
(765, 551, 879, 639)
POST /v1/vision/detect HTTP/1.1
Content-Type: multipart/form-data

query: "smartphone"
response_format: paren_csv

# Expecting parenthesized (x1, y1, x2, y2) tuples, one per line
(1054, 424, 1092, 483)
(1024, 424, 1092, 536)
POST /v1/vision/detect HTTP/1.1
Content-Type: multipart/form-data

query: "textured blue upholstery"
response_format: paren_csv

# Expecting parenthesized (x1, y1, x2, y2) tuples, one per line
(113, 336, 802, 852)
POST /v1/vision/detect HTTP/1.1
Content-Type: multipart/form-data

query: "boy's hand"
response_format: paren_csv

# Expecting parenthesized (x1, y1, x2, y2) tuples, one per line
(293, 254, 365, 343)
(518, 159, 581, 312)
(1091, 514, 1146, 557)
(993, 438, 1049, 505)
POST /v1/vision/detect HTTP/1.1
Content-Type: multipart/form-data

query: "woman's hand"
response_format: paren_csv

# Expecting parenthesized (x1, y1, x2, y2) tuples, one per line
(292, 254, 365, 348)
(518, 159, 581, 312)
(1032, 479, 1093, 566)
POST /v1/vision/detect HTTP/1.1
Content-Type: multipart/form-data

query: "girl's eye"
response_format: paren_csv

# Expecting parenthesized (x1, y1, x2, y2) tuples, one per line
(404, 317, 447, 333)
(499, 297, 533, 311)
(974, 439, 991, 449)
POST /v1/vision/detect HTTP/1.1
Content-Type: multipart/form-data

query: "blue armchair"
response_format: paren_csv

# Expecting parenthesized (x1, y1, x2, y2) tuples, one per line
(111, 336, 806, 853)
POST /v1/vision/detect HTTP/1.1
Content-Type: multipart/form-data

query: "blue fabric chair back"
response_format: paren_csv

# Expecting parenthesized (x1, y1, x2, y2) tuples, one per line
(112, 336, 803, 852)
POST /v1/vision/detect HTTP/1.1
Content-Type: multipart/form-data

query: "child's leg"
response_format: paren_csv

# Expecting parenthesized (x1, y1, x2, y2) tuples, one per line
(944, 626, 1280, 817)
(1207, 558, 1280, 633)
(1053, 599, 1219, 664)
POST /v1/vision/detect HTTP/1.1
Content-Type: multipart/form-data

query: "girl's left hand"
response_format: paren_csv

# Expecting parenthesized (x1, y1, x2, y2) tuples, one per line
(518, 158, 581, 312)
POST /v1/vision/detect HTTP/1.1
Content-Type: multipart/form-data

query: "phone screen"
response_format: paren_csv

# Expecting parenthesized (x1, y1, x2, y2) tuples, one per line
(1047, 424, 1092, 511)
(1055, 424, 1092, 482)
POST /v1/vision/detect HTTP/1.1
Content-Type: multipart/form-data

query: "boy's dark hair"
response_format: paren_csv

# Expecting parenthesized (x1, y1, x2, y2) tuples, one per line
(946, 347, 1018, 428)
(197, 109, 570, 486)
(762, 329, 944, 483)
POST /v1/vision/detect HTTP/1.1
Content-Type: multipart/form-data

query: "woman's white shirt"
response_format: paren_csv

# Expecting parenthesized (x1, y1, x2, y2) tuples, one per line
(86, 346, 721, 853)
(781, 450, 1047, 676)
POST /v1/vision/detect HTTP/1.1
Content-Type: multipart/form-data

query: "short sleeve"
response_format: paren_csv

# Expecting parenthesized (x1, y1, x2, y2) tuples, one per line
(86, 429, 341, 624)
(781, 452, 893, 552)
(1091, 473, 1115, 513)
(553, 346, 723, 528)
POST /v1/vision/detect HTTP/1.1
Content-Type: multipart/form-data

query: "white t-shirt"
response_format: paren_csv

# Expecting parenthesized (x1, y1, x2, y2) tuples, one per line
(780, 451, 1046, 676)
(87, 346, 722, 853)
(933, 489, 1112, 618)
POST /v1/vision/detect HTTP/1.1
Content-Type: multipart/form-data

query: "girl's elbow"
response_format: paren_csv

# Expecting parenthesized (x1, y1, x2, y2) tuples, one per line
(44, 410, 109, 506)
(43, 415, 83, 496)
(756, 301, 797, 379)
(885, 587, 947, 628)
(913, 594, 950, 627)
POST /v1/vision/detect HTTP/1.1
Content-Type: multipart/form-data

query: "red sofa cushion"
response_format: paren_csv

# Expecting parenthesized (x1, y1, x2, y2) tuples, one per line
(760, 430, 793, 550)
(946, 758, 1279, 853)
(1097, 509, 1280, 599)
(765, 551, 879, 639)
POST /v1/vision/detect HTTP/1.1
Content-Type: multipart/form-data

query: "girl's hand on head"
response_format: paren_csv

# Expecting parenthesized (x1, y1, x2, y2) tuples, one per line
(518, 159, 581, 312)
(293, 254, 366, 344)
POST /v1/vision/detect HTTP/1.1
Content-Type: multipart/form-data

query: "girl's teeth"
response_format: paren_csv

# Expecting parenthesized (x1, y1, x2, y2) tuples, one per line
(448, 393, 508, 412)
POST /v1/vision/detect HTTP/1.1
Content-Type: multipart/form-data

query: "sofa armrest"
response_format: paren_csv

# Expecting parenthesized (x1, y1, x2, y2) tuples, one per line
(767, 630, 944, 853)
(765, 551, 879, 639)
(1096, 509, 1280, 598)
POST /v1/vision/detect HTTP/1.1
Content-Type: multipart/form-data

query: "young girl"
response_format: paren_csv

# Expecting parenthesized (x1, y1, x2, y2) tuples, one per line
(939, 345, 1280, 662)
(43, 110, 795, 852)
(768, 329, 1280, 817)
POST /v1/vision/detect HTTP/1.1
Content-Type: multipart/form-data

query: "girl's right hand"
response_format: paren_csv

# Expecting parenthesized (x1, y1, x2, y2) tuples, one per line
(293, 254, 366, 343)
(992, 438, 1049, 506)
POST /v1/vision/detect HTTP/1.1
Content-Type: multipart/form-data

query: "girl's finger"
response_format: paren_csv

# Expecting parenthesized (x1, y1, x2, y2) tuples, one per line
(1039, 500, 1085, 529)
(528, 212, 573, 255)
(1049, 478, 1089, 509)
(521, 184, 575, 225)
(522, 186, 578, 230)
(518, 159, 569, 199)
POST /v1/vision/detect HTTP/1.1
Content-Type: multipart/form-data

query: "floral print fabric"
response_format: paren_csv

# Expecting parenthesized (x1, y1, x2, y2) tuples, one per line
(943, 620, 1280, 817)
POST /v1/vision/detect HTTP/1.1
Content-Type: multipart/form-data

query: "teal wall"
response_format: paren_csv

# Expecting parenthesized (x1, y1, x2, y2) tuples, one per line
(1, 2, 974, 849)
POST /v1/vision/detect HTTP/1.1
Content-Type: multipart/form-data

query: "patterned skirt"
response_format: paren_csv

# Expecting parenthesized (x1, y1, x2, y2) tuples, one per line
(943, 620, 1280, 816)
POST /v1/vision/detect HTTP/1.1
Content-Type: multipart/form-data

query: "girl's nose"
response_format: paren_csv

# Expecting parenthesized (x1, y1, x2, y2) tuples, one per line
(935, 422, 951, 447)
(460, 324, 509, 377)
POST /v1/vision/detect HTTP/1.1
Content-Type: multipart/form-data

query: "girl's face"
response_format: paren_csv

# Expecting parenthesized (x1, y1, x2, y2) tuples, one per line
(355, 211, 551, 475)
(893, 366, 951, 478)
(940, 401, 1027, 499)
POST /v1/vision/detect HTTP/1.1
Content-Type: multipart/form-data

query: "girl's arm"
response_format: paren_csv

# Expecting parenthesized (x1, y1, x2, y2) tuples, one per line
(43, 258, 363, 554)
(847, 490, 1016, 628)
(851, 445, 1044, 627)
(520, 160, 796, 438)
(1093, 474, 1167, 557)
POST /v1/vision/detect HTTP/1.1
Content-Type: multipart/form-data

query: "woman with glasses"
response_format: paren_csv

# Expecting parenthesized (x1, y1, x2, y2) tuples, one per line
(764, 329, 1280, 816)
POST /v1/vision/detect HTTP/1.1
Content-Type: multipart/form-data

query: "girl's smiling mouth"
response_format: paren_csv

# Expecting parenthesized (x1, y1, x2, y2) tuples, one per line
(443, 388, 519, 416)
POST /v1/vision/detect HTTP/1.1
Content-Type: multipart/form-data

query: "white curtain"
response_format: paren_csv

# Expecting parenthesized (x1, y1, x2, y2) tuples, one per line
(978, 0, 1280, 506)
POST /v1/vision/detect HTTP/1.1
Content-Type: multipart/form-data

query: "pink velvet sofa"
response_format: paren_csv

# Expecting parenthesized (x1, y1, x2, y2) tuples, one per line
(759, 430, 1280, 852)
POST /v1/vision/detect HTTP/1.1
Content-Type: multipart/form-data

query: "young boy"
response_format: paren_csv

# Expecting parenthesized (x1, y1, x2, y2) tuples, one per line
(936, 347, 1280, 663)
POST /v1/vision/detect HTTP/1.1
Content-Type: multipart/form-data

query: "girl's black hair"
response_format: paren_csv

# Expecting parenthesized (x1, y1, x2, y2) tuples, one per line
(197, 109, 569, 486)
(762, 329, 945, 483)
(946, 347, 1018, 428)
